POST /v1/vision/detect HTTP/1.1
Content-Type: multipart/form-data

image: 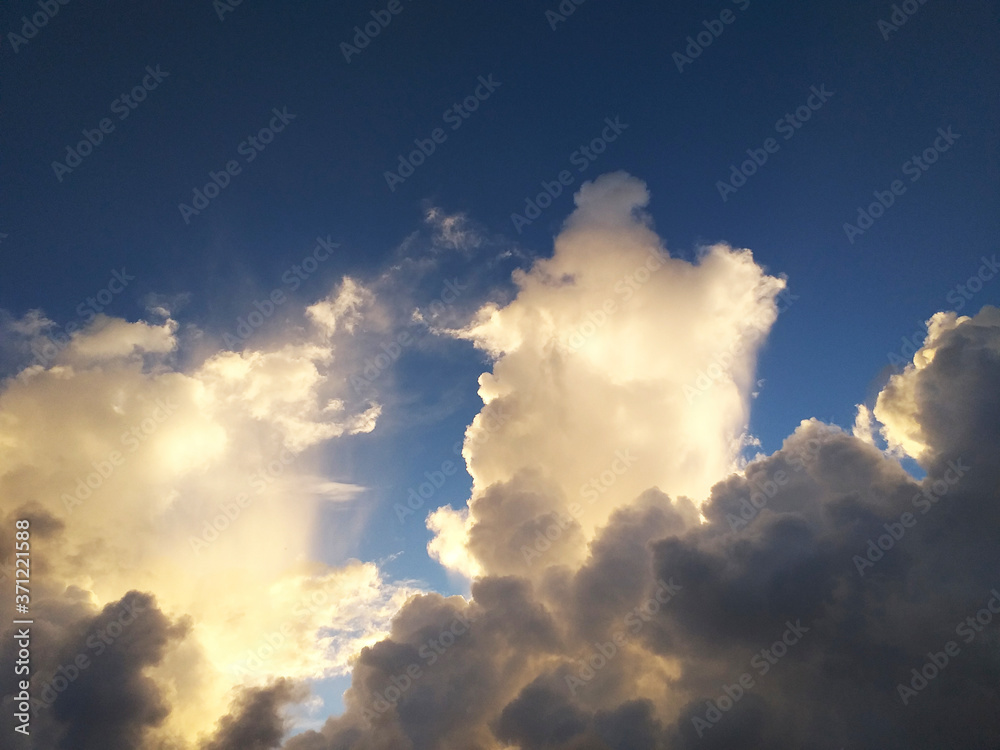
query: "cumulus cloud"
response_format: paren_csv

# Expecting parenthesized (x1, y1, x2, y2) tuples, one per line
(874, 307, 1000, 467)
(272, 305, 1000, 750)
(201, 680, 307, 750)
(65, 315, 178, 361)
(0, 281, 419, 748)
(245, 176, 998, 749)
(5, 172, 999, 750)
(427, 172, 787, 579)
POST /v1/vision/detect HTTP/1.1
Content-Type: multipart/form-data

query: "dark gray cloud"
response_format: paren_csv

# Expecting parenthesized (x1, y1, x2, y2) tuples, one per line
(267, 307, 1000, 750)
(466, 468, 586, 578)
(202, 679, 306, 750)
(1, 590, 188, 750)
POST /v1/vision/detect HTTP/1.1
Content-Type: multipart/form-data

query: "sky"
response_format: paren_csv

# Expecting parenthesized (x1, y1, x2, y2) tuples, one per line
(1, 1, 999, 749)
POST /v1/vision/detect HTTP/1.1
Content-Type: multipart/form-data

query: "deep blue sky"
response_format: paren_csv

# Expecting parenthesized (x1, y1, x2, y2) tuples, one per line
(3, 0, 999, 719)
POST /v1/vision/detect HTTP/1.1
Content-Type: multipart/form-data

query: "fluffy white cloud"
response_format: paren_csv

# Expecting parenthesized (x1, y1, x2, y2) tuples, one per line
(873, 310, 974, 459)
(65, 315, 178, 361)
(429, 172, 787, 578)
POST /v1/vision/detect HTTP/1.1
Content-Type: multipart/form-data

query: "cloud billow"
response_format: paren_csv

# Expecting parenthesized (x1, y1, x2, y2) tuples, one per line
(3, 173, 998, 749)
(276, 175, 1000, 749)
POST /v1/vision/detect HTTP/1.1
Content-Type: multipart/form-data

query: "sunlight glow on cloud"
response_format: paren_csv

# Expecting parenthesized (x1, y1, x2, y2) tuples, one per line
(2, 173, 998, 750)
(0, 284, 418, 748)
(873, 310, 982, 461)
(428, 172, 786, 579)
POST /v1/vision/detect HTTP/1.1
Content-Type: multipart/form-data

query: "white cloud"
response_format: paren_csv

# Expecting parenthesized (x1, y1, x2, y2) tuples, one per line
(0, 285, 416, 747)
(874, 311, 970, 459)
(306, 277, 377, 335)
(428, 172, 786, 579)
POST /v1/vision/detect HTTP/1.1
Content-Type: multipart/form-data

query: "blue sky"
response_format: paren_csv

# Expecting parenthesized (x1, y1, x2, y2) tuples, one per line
(2, 0, 999, 745)
(4, 0, 996, 431)
(5, 0, 996, 567)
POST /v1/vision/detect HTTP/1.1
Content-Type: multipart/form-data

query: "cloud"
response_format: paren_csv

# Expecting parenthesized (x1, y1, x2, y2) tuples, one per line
(0, 285, 419, 747)
(423, 207, 484, 252)
(427, 172, 787, 579)
(242, 177, 997, 749)
(197, 341, 381, 451)
(4, 173, 999, 749)
(874, 307, 1000, 467)
(426, 506, 485, 579)
(270, 305, 1000, 749)
(201, 680, 307, 750)
(306, 278, 376, 336)
(65, 316, 178, 361)
(0, 590, 188, 750)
